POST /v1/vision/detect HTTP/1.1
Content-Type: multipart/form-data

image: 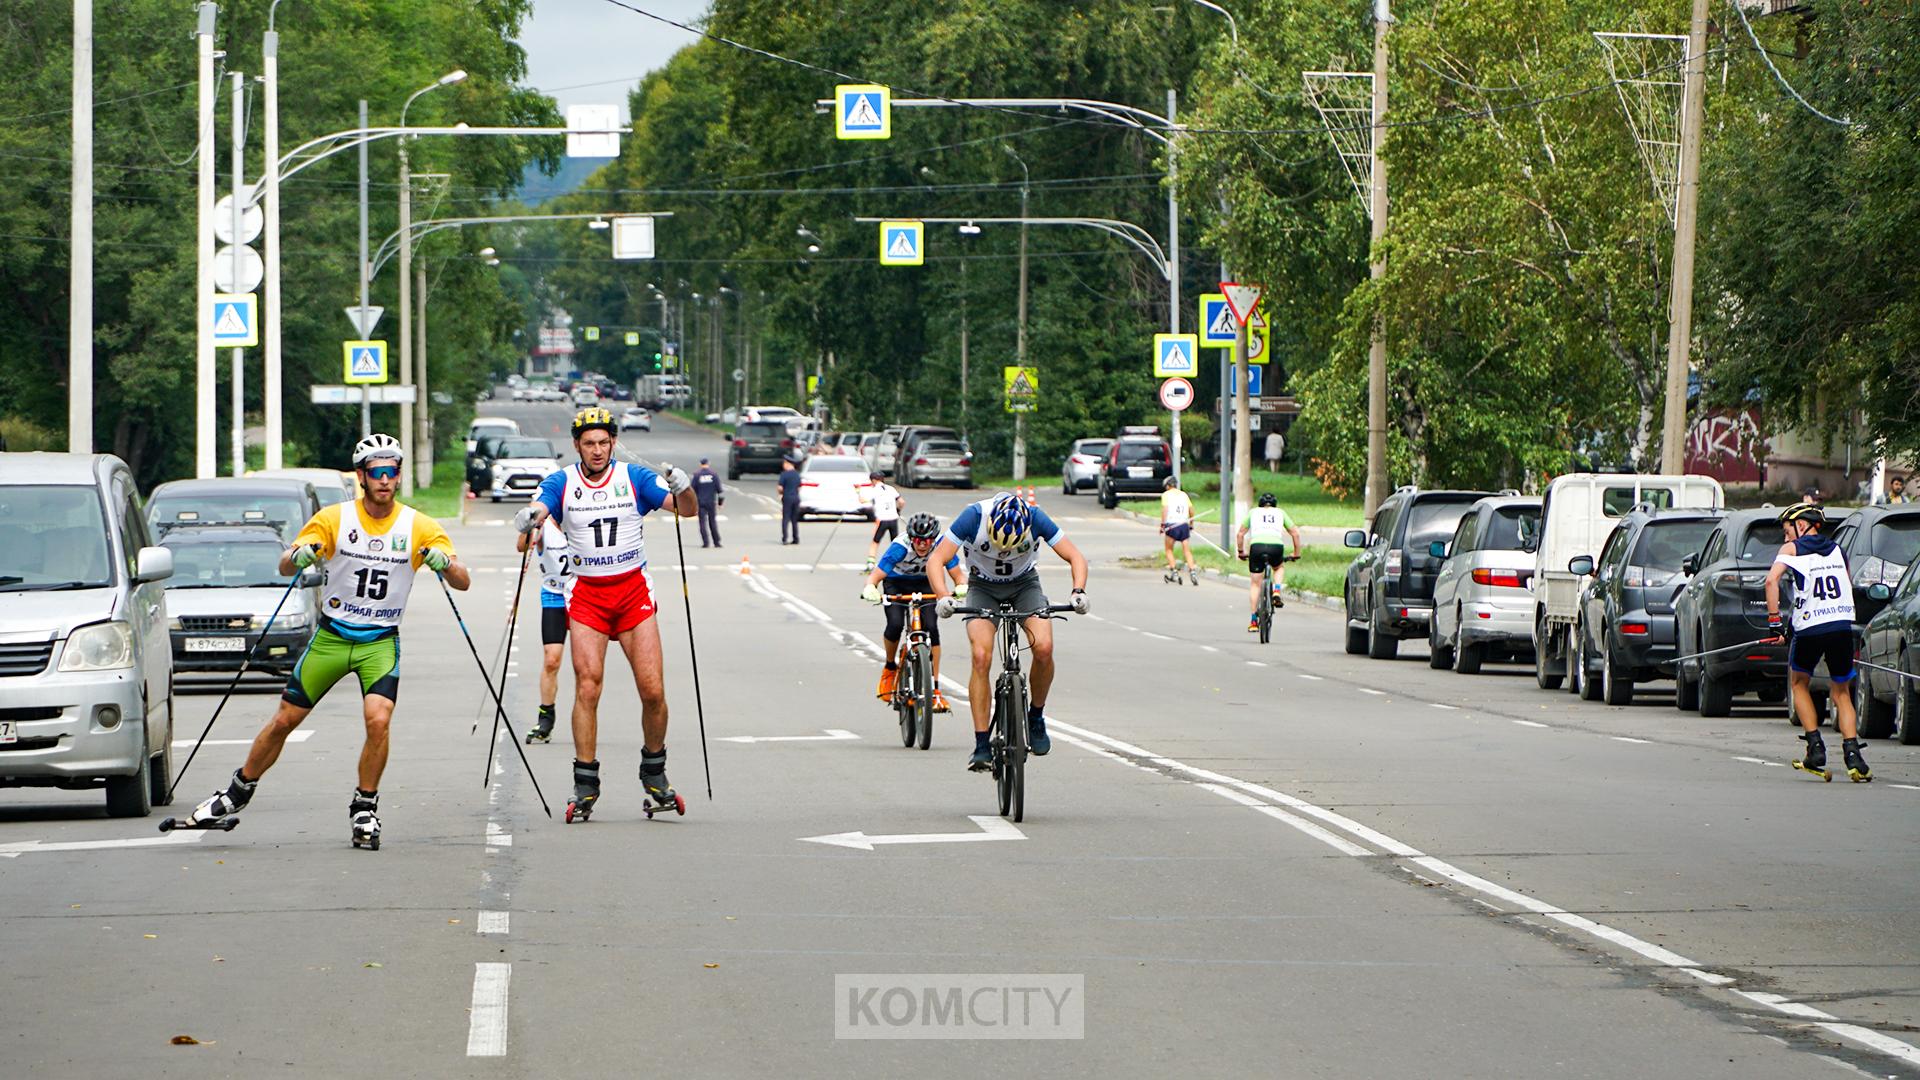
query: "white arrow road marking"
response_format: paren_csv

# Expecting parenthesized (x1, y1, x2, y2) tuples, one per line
(172, 729, 312, 748)
(721, 729, 860, 744)
(0, 833, 207, 858)
(801, 814, 1026, 851)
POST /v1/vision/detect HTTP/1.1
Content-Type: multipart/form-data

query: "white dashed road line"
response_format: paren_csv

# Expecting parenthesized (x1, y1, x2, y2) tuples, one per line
(465, 963, 511, 1057)
(477, 911, 510, 936)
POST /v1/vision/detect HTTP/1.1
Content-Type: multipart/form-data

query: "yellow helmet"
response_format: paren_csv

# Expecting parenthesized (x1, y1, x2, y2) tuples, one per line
(571, 407, 617, 439)
(1777, 501, 1822, 526)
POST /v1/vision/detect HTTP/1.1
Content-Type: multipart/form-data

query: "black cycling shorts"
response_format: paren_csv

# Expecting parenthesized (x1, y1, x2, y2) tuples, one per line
(872, 519, 899, 544)
(1247, 543, 1290, 575)
(883, 579, 940, 646)
(541, 605, 570, 646)
(1789, 627, 1854, 682)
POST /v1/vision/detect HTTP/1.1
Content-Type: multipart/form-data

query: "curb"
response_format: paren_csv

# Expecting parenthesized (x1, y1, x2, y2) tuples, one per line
(1112, 507, 1344, 613)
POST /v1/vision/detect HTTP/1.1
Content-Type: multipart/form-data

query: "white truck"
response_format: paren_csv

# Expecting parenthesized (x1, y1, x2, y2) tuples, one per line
(636, 374, 691, 410)
(1529, 472, 1724, 689)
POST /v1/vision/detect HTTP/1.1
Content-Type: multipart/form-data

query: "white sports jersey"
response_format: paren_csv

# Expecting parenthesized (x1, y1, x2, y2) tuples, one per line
(1161, 489, 1193, 526)
(541, 462, 668, 579)
(320, 502, 419, 629)
(943, 497, 1064, 582)
(870, 483, 900, 522)
(538, 518, 575, 599)
(1776, 540, 1854, 633)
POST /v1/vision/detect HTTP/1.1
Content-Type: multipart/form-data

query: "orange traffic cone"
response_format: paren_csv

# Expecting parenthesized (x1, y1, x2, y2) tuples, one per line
(738, 554, 754, 576)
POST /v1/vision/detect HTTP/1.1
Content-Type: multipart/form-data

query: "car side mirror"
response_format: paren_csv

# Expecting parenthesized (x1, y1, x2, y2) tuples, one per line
(1344, 529, 1368, 549)
(1867, 583, 1893, 601)
(134, 546, 174, 584)
(1681, 553, 1699, 576)
(1568, 555, 1595, 577)
(1427, 540, 1448, 559)
(296, 567, 325, 588)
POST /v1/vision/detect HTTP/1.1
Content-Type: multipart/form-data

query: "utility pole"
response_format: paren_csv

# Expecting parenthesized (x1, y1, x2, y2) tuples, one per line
(959, 257, 970, 435)
(1218, 257, 1232, 549)
(416, 259, 429, 484)
(1661, 0, 1711, 474)
(68, 0, 93, 454)
(397, 134, 415, 496)
(229, 71, 246, 477)
(1364, 0, 1392, 515)
(356, 99, 371, 438)
(195, 3, 217, 477)
(1013, 157, 1030, 481)
(261, 14, 283, 469)
(1167, 88, 1183, 483)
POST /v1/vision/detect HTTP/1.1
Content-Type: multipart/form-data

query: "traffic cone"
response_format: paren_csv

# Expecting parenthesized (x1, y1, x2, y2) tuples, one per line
(1022, 486, 1038, 507)
(738, 554, 753, 576)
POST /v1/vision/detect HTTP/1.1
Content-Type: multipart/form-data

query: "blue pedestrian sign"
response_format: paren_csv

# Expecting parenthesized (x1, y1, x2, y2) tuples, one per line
(1227, 362, 1263, 397)
(212, 293, 258, 348)
(835, 84, 891, 140)
(878, 220, 924, 266)
(1153, 333, 1199, 377)
(343, 340, 389, 384)
(1198, 293, 1236, 347)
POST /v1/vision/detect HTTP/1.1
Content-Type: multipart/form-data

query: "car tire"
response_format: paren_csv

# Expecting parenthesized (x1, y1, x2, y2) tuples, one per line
(1757, 685, 1788, 704)
(1099, 486, 1117, 510)
(1454, 637, 1484, 675)
(1427, 619, 1454, 669)
(1897, 649, 1920, 745)
(1578, 627, 1603, 701)
(1062, 477, 1074, 496)
(1343, 590, 1368, 656)
(1855, 673, 1896, 739)
(149, 698, 174, 808)
(1675, 662, 1699, 711)
(490, 495, 502, 503)
(1366, 609, 1399, 660)
(105, 733, 153, 818)
(1698, 664, 1732, 718)
(1532, 614, 1564, 690)
(1602, 639, 1635, 706)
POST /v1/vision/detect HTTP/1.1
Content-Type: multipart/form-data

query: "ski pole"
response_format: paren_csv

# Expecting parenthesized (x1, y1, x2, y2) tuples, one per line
(167, 571, 302, 802)
(474, 545, 531, 743)
(1670, 636, 1784, 665)
(668, 487, 715, 799)
(1855, 659, 1920, 683)
(809, 515, 844, 573)
(468, 565, 522, 735)
(438, 571, 553, 818)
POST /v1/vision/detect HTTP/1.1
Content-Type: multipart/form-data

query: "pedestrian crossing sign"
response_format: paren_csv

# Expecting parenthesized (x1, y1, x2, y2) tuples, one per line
(879, 220, 924, 266)
(1003, 366, 1039, 413)
(584, 326, 600, 342)
(1198, 293, 1236, 347)
(212, 293, 258, 347)
(343, 340, 389, 384)
(624, 331, 640, 346)
(835, 84, 891, 140)
(1153, 333, 1199, 377)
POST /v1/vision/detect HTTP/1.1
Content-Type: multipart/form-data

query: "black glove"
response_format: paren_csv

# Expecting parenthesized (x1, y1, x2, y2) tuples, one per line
(1767, 611, 1785, 635)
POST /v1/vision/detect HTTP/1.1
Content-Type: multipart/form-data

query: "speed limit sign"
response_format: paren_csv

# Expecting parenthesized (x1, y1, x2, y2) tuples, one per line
(1159, 377, 1195, 412)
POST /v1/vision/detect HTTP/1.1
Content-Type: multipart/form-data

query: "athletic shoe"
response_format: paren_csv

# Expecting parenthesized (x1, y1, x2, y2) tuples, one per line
(967, 745, 993, 771)
(1247, 616, 1259, 633)
(1028, 715, 1051, 756)
(931, 690, 951, 713)
(875, 665, 898, 701)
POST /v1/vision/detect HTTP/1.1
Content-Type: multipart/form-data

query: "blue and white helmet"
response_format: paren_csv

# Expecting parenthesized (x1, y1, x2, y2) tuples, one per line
(986, 493, 1032, 552)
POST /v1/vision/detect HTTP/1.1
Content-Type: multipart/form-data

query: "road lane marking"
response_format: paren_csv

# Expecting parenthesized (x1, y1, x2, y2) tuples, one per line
(477, 911, 509, 936)
(1142, 631, 1173, 641)
(1612, 736, 1650, 744)
(486, 821, 512, 847)
(1430, 703, 1458, 711)
(1246, 660, 1267, 667)
(465, 963, 511, 1056)
(1513, 720, 1548, 728)
(800, 815, 1025, 851)
(1358, 688, 1386, 696)
(172, 729, 312, 748)
(1199, 645, 1219, 652)
(0, 834, 206, 858)
(1197, 784, 1372, 856)
(1296, 674, 1323, 680)
(720, 729, 859, 744)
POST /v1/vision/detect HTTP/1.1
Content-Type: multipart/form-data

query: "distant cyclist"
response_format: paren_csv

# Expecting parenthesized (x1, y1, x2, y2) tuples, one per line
(183, 433, 468, 848)
(1160, 476, 1199, 585)
(861, 513, 967, 712)
(519, 516, 573, 744)
(927, 493, 1089, 771)
(1236, 493, 1305, 633)
(864, 471, 904, 567)
(1765, 502, 1871, 782)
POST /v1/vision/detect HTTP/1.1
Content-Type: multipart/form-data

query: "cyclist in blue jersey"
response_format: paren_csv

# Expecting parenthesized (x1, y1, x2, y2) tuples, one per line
(927, 493, 1089, 771)
(861, 513, 967, 712)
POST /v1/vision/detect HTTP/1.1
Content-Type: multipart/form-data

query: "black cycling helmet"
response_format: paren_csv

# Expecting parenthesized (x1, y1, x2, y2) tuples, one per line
(869, 470, 884, 482)
(905, 513, 940, 541)
(1778, 502, 1822, 527)
(571, 407, 617, 439)
(1258, 492, 1278, 508)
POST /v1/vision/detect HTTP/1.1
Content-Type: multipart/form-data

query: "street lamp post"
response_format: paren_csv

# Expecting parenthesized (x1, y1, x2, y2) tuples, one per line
(1005, 147, 1031, 480)
(260, 0, 289, 469)
(398, 70, 466, 495)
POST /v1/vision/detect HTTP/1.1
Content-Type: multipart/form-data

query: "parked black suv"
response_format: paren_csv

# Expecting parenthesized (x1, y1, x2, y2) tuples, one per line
(1830, 504, 1920, 625)
(1343, 486, 1490, 659)
(1096, 427, 1173, 509)
(1858, 563, 1920, 741)
(1569, 506, 1721, 705)
(727, 421, 793, 478)
(1662, 508, 1785, 715)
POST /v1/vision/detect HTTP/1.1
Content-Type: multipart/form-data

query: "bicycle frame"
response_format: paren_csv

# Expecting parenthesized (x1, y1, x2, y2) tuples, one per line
(885, 593, 938, 750)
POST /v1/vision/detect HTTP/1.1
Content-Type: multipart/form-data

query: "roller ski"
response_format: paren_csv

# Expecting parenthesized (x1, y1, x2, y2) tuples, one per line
(160, 768, 255, 833)
(1791, 731, 1830, 782)
(1163, 567, 1183, 586)
(1189, 567, 1200, 586)
(526, 704, 557, 745)
(349, 789, 381, 850)
(565, 759, 600, 823)
(1842, 738, 1872, 783)
(640, 749, 685, 819)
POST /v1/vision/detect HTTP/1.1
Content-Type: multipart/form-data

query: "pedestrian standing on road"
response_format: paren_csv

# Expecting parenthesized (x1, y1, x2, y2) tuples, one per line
(1160, 476, 1199, 586)
(518, 516, 573, 744)
(1264, 430, 1284, 473)
(778, 455, 803, 545)
(692, 456, 724, 547)
(182, 434, 469, 849)
(513, 408, 699, 821)
(864, 471, 904, 567)
(1764, 502, 1871, 783)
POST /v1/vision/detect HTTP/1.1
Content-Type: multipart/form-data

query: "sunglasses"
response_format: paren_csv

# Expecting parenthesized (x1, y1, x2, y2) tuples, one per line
(364, 464, 400, 480)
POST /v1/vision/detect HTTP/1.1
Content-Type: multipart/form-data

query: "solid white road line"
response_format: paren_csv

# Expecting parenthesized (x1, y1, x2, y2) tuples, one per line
(720, 729, 860, 744)
(1358, 688, 1386, 696)
(1612, 736, 1650, 744)
(477, 910, 510, 936)
(1512, 720, 1548, 728)
(465, 963, 511, 1056)
(172, 729, 313, 749)
(1430, 703, 1458, 711)
(0, 834, 206, 858)
(1296, 673, 1323, 680)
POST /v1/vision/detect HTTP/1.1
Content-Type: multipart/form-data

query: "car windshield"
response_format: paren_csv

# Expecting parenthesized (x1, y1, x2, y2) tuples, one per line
(494, 439, 553, 459)
(472, 423, 514, 438)
(1869, 517, 1920, 565)
(1735, 521, 1786, 560)
(149, 494, 308, 541)
(920, 440, 964, 454)
(1404, 498, 1480, 547)
(311, 484, 350, 506)
(0, 486, 114, 591)
(165, 536, 286, 588)
(1115, 441, 1167, 465)
(1482, 505, 1541, 550)
(806, 457, 867, 474)
(1078, 441, 1112, 458)
(1632, 519, 1719, 569)
(739, 423, 787, 439)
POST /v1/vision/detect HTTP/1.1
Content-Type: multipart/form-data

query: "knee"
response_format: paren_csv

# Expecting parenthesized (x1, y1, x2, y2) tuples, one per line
(970, 645, 992, 669)
(364, 713, 391, 742)
(1031, 638, 1054, 665)
(640, 686, 668, 712)
(268, 707, 305, 736)
(576, 672, 604, 700)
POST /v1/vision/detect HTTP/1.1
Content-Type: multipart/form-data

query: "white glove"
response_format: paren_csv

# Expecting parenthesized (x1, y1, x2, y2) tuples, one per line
(421, 547, 452, 573)
(935, 597, 956, 620)
(512, 505, 541, 535)
(953, 583, 969, 600)
(1070, 589, 1089, 615)
(860, 582, 883, 604)
(664, 465, 691, 495)
(290, 543, 321, 569)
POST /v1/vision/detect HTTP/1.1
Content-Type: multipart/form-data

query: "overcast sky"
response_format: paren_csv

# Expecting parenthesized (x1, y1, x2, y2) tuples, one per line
(519, 0, 709, 122)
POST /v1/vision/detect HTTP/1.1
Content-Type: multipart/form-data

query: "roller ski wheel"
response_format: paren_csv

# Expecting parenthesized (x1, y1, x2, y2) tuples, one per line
(158, 815, 239, 833)
(565, 795, 597, 823)
(1189, 568, 1200, 586)
(1791, 760, 1831, 782)
(1163, 567, 1182, 585)
(1843, 740, 1872, 783)
(643, 792, 687, 819)
(566, 759, 601, 824)
(1792, 732, 1830, 781)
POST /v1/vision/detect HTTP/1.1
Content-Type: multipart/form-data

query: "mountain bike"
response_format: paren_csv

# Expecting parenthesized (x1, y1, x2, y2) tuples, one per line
(950, 600, 1075, 822)
(1245, 551, 1302, 645)
(885, 593, 937, 750)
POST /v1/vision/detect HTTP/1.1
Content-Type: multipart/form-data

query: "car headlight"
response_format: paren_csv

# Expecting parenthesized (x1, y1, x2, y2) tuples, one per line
(277, 610, 313, 630)
(59, 620, 134, 672)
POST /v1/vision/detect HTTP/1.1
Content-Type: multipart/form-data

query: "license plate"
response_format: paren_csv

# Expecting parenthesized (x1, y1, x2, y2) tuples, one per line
(0, 721, 14, 745)
(185, 636, 247, 653)
(1127, 466, 1153, 478)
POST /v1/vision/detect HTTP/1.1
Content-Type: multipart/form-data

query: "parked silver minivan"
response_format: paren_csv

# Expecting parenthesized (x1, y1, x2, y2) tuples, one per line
(1427, 494, 1543, 674)
(0, 453, 177, 816)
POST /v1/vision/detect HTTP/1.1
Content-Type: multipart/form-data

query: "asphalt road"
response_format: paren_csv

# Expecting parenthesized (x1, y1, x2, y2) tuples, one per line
(2, 400, 1915, 1078)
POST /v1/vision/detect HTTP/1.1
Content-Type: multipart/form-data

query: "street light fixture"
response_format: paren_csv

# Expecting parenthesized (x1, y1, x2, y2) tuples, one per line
(477, 246, 495, 257)
(589, 218, 609, 230)
(957, 222, 981, 235)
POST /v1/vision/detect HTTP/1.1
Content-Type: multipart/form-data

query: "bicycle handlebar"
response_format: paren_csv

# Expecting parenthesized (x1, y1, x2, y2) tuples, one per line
(946, 603, 1077, 620)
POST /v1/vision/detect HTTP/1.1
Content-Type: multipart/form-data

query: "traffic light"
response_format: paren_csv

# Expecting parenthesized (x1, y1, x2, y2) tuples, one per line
(652, 351, 663, 372)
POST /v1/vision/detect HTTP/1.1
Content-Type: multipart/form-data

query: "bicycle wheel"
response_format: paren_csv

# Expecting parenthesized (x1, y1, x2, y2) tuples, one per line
(895, 660, 916, 748)
(1004, 675, 1029, 822)
(912, 644, 934, 750)
(1258, 572, 1272, 644)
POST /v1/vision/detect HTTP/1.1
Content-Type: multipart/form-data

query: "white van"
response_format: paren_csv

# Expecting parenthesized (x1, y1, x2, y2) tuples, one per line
(1529, 472, 1723, 689)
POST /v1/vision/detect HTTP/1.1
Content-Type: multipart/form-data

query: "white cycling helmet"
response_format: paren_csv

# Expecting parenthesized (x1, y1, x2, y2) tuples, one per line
(353, 432, 404, 466)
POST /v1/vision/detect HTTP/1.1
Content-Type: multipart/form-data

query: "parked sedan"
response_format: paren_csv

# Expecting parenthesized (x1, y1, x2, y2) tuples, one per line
(158, 523, 319, 678)
(1569, 507, 1721, 706)
(797, 456, 875, 520)
(898, 438, 974, 488)
(620, 406, 652, 432)
(1857, 565, 1920, 742)
(1671, 509, 1794, 715)
(1061, 439, 1112, 495)
(1427, 495, 1540, 673)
